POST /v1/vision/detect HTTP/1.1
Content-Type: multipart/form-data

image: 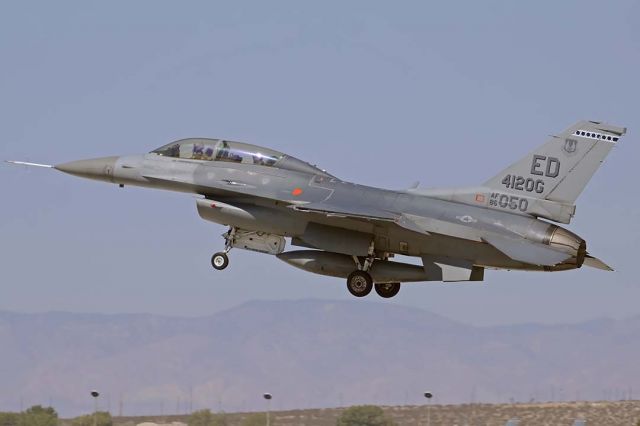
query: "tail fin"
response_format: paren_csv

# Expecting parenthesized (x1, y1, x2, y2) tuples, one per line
(484, 120, 625, 208)
(411, 120, 625, 224)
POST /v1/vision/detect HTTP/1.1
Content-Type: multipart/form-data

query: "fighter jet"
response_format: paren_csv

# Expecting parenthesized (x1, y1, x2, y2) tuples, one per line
(7, 120, 625, 298)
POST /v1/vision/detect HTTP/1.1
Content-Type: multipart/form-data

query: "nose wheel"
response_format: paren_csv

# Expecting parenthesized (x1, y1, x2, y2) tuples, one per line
(347, 270, 373, 297)
(211, 252, 229, 270)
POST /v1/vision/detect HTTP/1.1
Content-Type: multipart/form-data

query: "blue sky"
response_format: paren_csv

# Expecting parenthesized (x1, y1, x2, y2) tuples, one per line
(1, 1, 639, 325)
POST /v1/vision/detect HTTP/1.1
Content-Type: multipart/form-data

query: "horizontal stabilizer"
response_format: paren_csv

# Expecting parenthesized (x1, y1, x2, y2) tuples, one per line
(483, 234, 572, 266)
(583, 254, 614, 271)
(421, 255, 484, 282)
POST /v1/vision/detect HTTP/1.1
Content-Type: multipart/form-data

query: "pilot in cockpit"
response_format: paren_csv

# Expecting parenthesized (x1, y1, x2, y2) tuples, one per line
(215, 141, 230, 161)
(203, 146, 214, 160)
(166, 144, 180, 158)
(192, 143, 204, 160)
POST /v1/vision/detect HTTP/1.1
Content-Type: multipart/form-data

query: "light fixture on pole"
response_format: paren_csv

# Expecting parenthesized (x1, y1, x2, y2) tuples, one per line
(263, 393, 272, 426)
(423, 391, 433, 426)
(90, 390, 100, 426)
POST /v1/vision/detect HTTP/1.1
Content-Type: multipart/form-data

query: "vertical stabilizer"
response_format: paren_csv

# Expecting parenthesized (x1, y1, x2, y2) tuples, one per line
(484, 121, 625, 206)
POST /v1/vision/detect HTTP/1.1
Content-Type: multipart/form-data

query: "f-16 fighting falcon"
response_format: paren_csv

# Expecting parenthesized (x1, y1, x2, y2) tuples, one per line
(8, 120, 625, 298)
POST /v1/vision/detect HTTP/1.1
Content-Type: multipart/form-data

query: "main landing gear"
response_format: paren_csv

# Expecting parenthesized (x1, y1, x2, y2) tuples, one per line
(346, 244, 401, 298)
(346, 270, 402, 298)
(374, 282, 401, 298)
(347, 271, 373, 297)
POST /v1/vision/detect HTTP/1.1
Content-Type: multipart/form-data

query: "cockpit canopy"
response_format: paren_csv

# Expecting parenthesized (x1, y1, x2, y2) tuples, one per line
(152, 138, 283, 165)
(150, 138, 332, 176)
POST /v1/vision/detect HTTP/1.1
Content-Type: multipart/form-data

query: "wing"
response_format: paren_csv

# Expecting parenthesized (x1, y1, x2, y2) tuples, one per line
(290, 202, 431, 235)
(291, 202, 396, 220)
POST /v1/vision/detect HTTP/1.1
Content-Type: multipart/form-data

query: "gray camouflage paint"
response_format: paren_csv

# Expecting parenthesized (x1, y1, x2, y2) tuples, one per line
(49, 120, 625, 283)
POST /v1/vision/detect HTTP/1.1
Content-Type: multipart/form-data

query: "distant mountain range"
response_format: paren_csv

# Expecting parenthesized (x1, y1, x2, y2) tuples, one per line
(0, 300, 638, 417)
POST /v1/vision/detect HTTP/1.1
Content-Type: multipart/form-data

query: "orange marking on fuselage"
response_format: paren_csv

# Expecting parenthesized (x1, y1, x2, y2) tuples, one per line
(292, 188, 303, 196)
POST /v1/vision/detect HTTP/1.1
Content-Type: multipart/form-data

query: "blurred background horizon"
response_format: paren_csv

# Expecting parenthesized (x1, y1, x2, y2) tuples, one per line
(1, 1, 640, 326)
(2, 300, 640, 416)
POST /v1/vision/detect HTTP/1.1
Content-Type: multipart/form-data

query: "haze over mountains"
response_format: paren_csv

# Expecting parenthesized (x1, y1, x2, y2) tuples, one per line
(0, 300, 638, 417)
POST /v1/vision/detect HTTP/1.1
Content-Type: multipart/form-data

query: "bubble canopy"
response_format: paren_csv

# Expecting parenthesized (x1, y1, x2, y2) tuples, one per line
(150, 138, 332, 176)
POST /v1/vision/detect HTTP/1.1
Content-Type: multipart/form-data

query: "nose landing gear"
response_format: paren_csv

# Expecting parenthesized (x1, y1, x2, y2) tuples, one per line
(211, 228, 235, 271)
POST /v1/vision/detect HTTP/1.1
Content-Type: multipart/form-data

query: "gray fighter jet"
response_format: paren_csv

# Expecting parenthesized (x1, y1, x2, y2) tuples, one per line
(8, 120, 625, 298)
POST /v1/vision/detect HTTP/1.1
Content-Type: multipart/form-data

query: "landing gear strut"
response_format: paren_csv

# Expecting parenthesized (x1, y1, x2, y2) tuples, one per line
(346, 241, 377, 297)
(346, 242, 401, 298)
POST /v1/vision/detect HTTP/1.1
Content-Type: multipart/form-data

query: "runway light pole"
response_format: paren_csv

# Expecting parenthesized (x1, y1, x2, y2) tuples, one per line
(90, 390, 100, 426)
(263, 393, 272, 426)
(423, 391, 433, 426)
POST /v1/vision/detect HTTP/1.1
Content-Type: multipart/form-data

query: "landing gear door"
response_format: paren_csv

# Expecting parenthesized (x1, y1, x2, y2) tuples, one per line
(231, 230, 286, 255)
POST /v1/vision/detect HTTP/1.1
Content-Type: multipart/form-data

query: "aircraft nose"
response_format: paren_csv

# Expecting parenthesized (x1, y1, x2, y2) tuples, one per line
(54, 156, 119, 181)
